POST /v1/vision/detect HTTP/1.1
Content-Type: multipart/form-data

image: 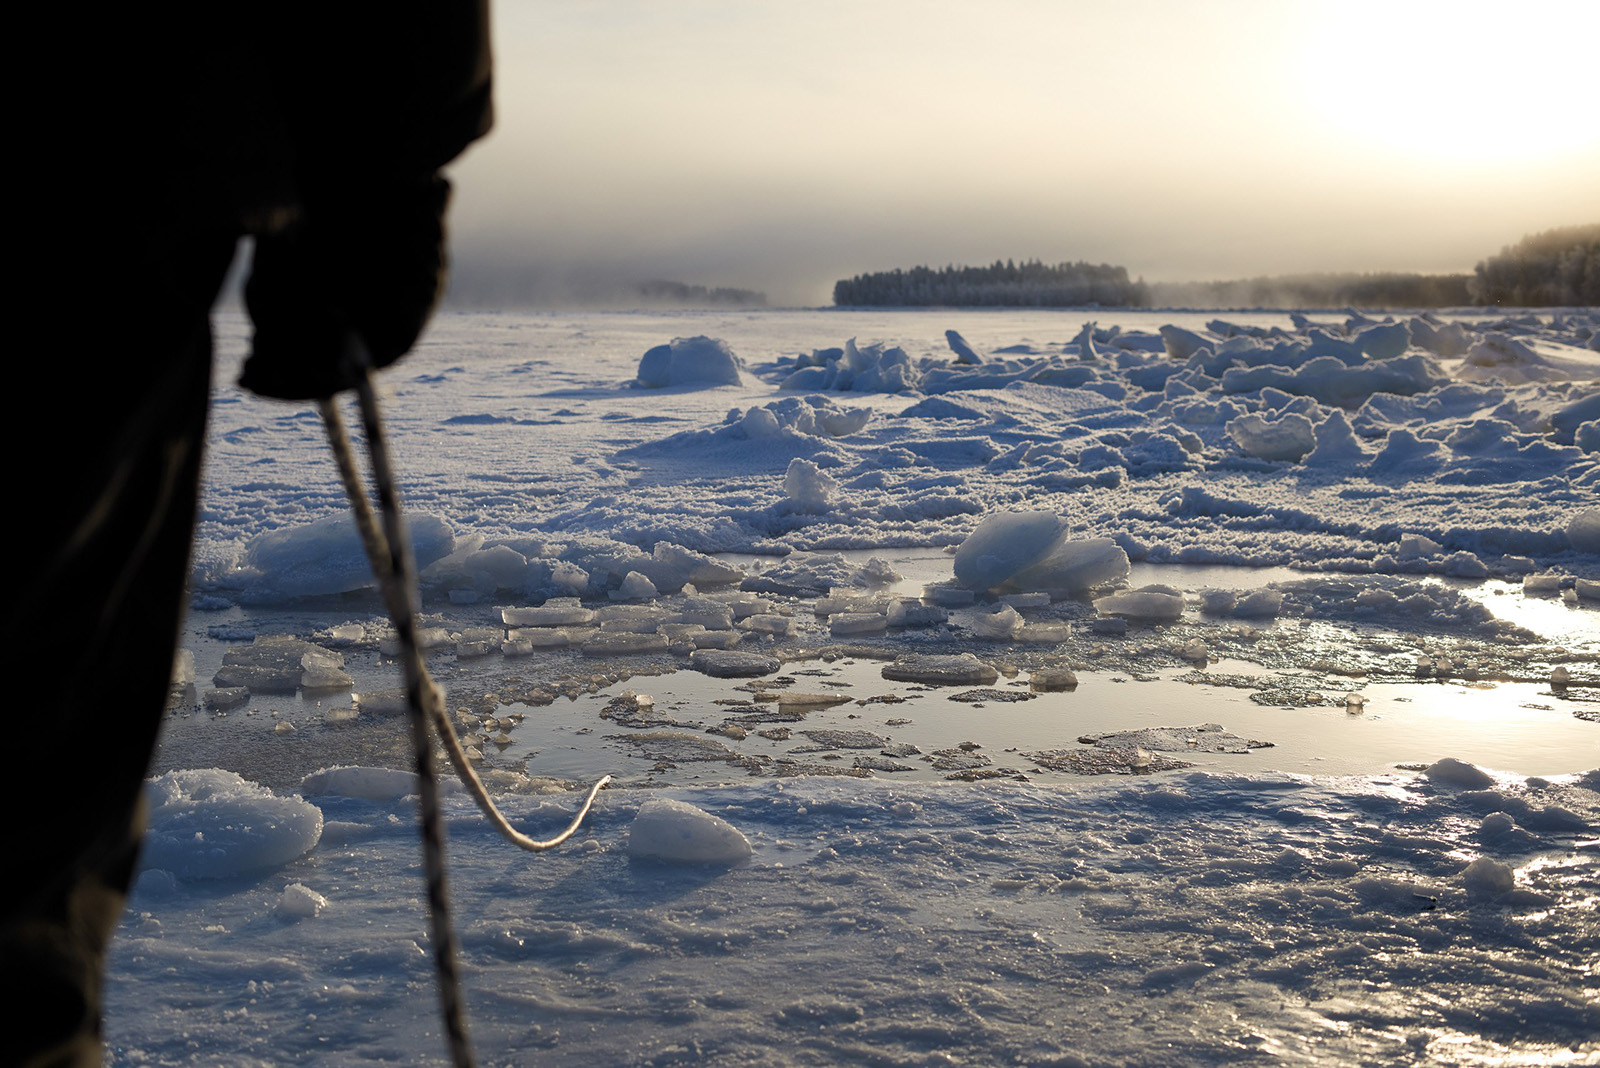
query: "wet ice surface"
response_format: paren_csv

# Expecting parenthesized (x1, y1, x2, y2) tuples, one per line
(109, 770, 1600, 1068)
(128, 556, 1600, 1065)
(154, 550, 1600, 793)
(115, 308, 1600, 1065)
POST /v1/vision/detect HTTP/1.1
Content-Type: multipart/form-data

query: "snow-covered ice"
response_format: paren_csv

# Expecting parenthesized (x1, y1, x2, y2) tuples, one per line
(107, 305, 1600, 1066)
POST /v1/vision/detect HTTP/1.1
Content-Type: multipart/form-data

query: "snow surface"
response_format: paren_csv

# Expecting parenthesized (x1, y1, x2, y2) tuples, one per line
(108, 306, 1599, 1066)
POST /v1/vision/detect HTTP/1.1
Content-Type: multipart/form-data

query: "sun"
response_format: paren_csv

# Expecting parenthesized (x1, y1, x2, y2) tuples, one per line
(1296, 0, 1600, 170)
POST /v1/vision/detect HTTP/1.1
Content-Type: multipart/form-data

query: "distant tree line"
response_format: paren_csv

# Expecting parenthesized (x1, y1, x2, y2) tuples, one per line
(1148, 272, 1473, 309)
(833, 259, 1146, 307)
(1469, 224, 1599, 307)
(632, 280, 767, 307)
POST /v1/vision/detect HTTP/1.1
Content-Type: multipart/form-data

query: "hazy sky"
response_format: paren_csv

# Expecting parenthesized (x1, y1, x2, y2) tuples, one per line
(445, 0, 1600, 307)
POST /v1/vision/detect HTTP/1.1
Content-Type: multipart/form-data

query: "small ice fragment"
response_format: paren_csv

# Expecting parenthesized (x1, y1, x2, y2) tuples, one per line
(300, 650, 352, 692)
(887, 600, 948, 627)
(273, 720, 296, 735)
(580, 632, 669, 657)
(690, 649, 778, 678)
(141, 769, 323, 879)
(1030, 667, 1078, 691)
(1522, 573, 1562, 597)
(1567, 507, 1600, 554)
(1093, 585, 1185, 623)
(323, 623, 366, 645)
(170, 649, 194, 688)
(830, 612, 887, 636)
(1479, 812, 1516, 838)
(323, 706, 359, 726)
(923, 583, 977, 606)
(1344, 692, 1366, 714)
(882, 654, 998, 685)
(1130, 747, 1154, 771)
(946, 328, 984, 365)
(969, 605, 1022, 640)
(738, 614, 796, 638)
(1424, 757, 1494, 789)
(1433, 656, 1454, 678)
(953, 511, 1068, 591)
(1225, 412, 1316, 462)
(783, 457, 838, 512)
(1576, 578, 1600, 601)
(1179, 638, 1208, 663)
(1232, 589, 1284, 619)
(502, 599, 595, 627)
(205, 687, 250, 711)
(277, 883, 329, 919)
(1018, 621, 1072, 643)
(1008, 537, 1131, 594)
(1460, 856, 1515, 895)
(626, 798, 752, 865)
(1550, 666, 1570, 688)
(634, 335, 742, 388)
(612, 571, 660, 601)
(508, 627, 577, 648)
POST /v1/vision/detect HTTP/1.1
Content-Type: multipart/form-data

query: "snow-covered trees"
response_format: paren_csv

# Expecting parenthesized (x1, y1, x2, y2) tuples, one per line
(833, 259, 1145, 307)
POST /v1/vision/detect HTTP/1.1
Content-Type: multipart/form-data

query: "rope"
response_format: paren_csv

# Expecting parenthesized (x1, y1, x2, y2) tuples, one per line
(318, 376, 611, 1068)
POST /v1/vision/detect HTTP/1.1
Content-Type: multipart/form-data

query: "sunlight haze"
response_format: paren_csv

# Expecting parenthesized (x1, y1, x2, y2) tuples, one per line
(446, 0, 1600, 306)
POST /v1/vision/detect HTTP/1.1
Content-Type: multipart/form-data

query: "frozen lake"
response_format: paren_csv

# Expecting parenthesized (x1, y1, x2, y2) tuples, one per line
(113, 305, 1599, 1066)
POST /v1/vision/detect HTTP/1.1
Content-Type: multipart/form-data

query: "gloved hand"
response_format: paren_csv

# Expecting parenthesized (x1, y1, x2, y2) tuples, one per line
(241, 173, 452, 400)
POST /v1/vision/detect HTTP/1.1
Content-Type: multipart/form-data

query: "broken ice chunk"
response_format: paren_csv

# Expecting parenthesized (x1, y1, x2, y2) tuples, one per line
(580, 633, 669, 657)
(953, 511, 1068, 591)
(882, 654, 998, 685)
(1423, 757, 1495, 789)
(170, 649, 194, 688)
(830, 612, 887, 636)
(1225, 412, 1315, 462)
(923, 583, 977, 606)
(323, 706, 359, 726)
(738, 614, 796, 638)
(1232, 589, 1284, 619)
(502, 599, 595, 627)
(1030, 667, 1078, 691)
(1568, 507, 1600, 554)
(783, 457, 838, 512)
(1398, 533, 1444, 558)
(690, 649, 779, 678)
(1018, 621, 1072, 643)
(277, 882, 329, 920)
(1459, 856, 1515, 895)
(1522, 574, 1562, 597)
(969, 605, 1023, 640)
(1007, 537, 1130, 595)
(887, 599, 948, 627)
(1093, 585, 1185, 623)
(626, 798, 752, 865)
(214, 635, 330, 694)
(205, 687, 249, 711)
(612, 571, 660, 601)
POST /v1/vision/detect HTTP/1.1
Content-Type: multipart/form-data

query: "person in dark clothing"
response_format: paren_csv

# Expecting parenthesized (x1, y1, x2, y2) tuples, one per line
(1, 5, 492, 1063)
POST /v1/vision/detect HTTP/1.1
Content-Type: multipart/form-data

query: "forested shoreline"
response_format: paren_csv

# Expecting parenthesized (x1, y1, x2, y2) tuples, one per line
(833, 224, 1598, 309)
